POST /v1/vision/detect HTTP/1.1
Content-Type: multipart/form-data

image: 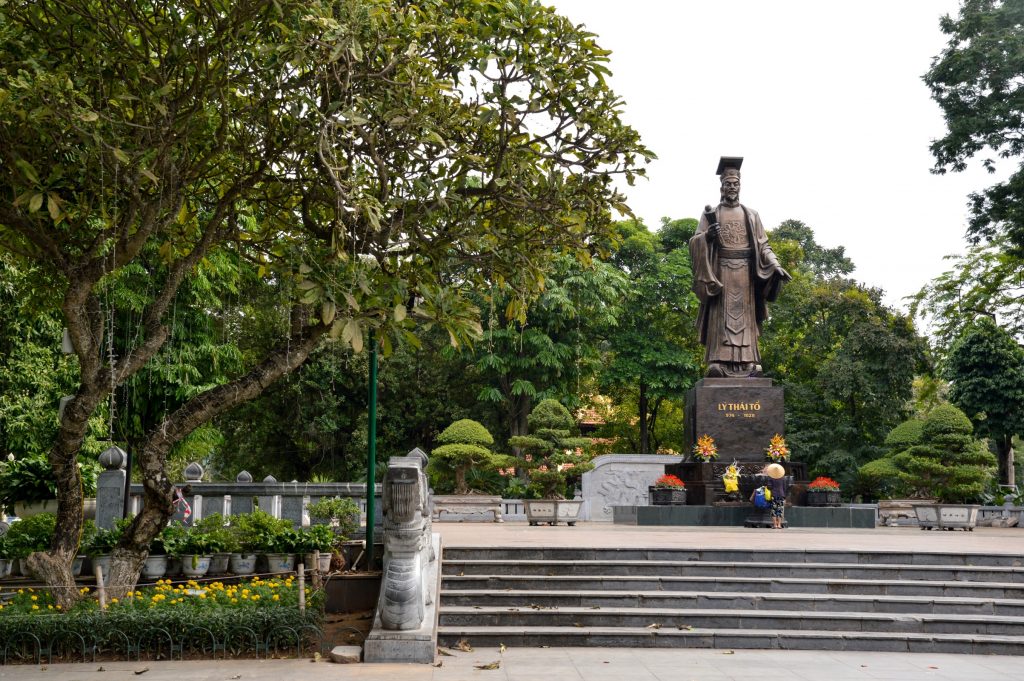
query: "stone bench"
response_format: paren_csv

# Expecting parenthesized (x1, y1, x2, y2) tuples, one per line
(431, 495, 503, 522)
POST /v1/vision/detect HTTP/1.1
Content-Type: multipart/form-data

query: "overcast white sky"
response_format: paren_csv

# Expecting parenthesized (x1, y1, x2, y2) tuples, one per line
(549, 0, 997, 310)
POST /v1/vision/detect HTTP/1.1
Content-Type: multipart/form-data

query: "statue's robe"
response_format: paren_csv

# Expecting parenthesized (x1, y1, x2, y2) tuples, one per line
(689, 203, 785, 368)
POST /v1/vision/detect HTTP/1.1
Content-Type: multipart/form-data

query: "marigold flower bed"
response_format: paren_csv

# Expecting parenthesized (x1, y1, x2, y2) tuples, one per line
(0, 576, 323, 663)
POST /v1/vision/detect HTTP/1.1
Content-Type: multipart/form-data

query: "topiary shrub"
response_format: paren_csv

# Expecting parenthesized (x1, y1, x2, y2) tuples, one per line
(429, 419, 514, 495)
(884, 419, 924, 452)
(509, 399, 594, 499)
(892, 404, 996, 503)
(855, 456, 906, 501)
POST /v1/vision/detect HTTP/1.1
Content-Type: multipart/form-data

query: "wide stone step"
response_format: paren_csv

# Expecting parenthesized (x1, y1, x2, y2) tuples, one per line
(442, 547, 1024, 568)
(439, 606, 1024, 636)
(436, 625, 1024, 655)
(440, 588, 1024, 616)
(443, 559, 1024, 582)
(441, 574, 1024, 599)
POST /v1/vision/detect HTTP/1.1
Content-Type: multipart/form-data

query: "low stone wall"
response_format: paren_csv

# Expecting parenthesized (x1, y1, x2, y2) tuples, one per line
(580, 454, 684, 521)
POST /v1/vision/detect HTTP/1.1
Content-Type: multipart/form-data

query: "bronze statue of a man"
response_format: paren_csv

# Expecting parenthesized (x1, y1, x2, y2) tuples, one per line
(689, 157, 790, 378)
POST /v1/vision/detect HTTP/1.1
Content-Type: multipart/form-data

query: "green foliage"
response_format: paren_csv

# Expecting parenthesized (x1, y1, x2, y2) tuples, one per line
(893, 404, 997, 502)
(229, 511, 293, 554)
(295, 525, 336, 554)
(80, 519, 127, 557)
(0, 455, 100, 509)
(855, 456, 906, 501)
(925, 0, 1024, 251)
(910, 239, 1024, 353)
(429, 419, 512, 495)
(0, 533, 11, 559)
(149, 522, 186, 557)
(0, 580, 321, 659)
(305, 497, 360, 540)
(772, 219, 854, 278)
(943, 317, 1024, 484)
(436, 420, 494, 447)
(761, 222, 928, 483)
(178, 514, 237, 555)
(598, 219, 702, 453)
(885, 419, 925, 452)
(509, 399, 593, 499)
(4, 512, 57, 558)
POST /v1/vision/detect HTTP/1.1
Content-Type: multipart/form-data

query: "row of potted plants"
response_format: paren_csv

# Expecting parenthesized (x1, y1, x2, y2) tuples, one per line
(0, 510, 345, 582)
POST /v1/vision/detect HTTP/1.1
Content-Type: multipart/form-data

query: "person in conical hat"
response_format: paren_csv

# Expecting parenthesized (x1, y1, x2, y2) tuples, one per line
(763, 463, 789, 529)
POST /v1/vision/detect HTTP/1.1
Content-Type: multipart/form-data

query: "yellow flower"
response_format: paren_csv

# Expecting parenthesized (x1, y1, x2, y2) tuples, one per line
(251, 595, 260, 601)
(272, 594, 279, 602)
(199, 593, 207, 599)
(32, 605, 39, 610)
(17, 589, 24, 595)
(30, 595, 38, 601)
(48, 605, 54, 610)
(0, 604, 5, 611)
(241, 594, 248, 600)
(56, 605, 62, 610)
(110, 598, 119, 604)
(231, 598, 238, 604)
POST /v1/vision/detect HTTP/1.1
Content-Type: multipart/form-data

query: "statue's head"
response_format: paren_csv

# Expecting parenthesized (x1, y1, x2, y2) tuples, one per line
(716, 156, 743, 207)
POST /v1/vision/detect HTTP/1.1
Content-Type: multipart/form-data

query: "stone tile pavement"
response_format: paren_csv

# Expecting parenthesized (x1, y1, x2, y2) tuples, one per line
(2, 648, 1020, 681)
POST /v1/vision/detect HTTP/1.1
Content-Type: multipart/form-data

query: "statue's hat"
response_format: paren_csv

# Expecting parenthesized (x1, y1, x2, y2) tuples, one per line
(716, 156, 744, 176)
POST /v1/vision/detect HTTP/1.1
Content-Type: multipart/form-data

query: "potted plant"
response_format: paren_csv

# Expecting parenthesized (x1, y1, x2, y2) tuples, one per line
(297, 524, 335, 573)
(264, 528, 301, 573)
(143, 523, 181, 580)
(176, 525, 217, 578)
(807, 476, 841, 506)
(428, 419, 515, 495)
(81, 524, 122, 583)
(692, 434, 718, 463)
(306, 496, 361, 538)
(765, 434, 790, 462)
(649, 474, 687, 505)
(231, 510, 293, 574)
(160, 522, 187, 577)
(509, 399, 594, 526)
(894, 404, 996, 530)
(193, 513, 237, 575)
(0, 455, 100, 518)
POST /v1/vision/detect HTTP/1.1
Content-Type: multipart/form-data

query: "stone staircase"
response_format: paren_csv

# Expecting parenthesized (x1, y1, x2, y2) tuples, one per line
(437, 546, 1024, 655)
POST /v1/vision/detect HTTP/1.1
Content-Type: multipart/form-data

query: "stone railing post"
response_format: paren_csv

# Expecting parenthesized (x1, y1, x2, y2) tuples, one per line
(96, 446, 127, 529)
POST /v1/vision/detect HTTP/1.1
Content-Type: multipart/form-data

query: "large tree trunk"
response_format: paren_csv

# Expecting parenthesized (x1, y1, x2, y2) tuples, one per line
(638, 380, 649, 454)
(104, 321, 329, 599)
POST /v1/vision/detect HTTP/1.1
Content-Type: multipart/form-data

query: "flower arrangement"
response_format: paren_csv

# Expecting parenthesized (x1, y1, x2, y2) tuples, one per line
(765, 433, 789, 462)
(692, 434, 718, 462)
(654, 474, 685, 489)
(808, 476, 840, 491)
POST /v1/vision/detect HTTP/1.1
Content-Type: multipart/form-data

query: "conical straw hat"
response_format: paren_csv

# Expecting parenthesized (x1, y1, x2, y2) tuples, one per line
(765, 463, 785, 479)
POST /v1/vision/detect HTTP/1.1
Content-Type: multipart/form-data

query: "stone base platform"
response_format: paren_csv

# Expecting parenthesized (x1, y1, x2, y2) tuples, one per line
(613, 504, 875, 528)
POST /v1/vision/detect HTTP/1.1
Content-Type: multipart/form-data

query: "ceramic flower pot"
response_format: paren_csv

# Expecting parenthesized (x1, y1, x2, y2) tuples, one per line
(179, 554, 211, 578)
(264, 552, 296, 573)
(229, 553, 258, 575)
(207, 552, 231, 575)
(649, 487, 687, 506)
(304, 552, 333, 573)
(142, 554, 168, 580)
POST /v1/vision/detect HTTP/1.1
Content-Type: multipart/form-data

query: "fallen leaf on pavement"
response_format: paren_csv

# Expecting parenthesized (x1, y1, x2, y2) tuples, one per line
(474, 661, 501, 670)
(455, 638, 473, 652)
(432, 661, 443, 668)
(134, 668, 149, 675)
(437, 648, 454, 657)
(499, 643, 507, 653)
(646, 623, 662, 629)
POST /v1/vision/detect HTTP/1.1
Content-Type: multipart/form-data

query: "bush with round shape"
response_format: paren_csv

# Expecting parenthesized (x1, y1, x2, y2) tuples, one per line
(429, 419, 513, 495)
(884, 419, 924, 451)
(892, 404, 996, 503)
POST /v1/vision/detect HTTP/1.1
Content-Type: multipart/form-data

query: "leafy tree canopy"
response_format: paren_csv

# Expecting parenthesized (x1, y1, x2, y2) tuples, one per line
(925, 0, 1024, 252)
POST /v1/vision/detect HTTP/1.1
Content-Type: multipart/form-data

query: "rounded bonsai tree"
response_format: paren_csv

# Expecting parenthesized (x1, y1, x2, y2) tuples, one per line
(855, 417, 924, 500)
(429, 419, 514, 495)
(508, 399, 593, 499)
(892, 404, 996, 503)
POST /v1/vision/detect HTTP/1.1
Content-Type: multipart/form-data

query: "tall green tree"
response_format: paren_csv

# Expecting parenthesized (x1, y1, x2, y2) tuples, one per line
(925, 0, 1024, 252)
(943, 317, 1024, 485)
(910, 237, 1024, 353)
(762, 223, 929, 489)
(0, 0, 650, 603)
(599, 218, 701, 453)
(475, 256, 626, 440)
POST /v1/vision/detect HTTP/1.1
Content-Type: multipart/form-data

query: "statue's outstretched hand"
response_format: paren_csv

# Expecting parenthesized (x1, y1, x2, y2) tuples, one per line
(776, 266, 792, 282)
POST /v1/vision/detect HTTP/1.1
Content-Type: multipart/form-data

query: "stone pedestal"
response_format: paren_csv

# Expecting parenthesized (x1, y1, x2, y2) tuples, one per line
(684, 378, 785, 459)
